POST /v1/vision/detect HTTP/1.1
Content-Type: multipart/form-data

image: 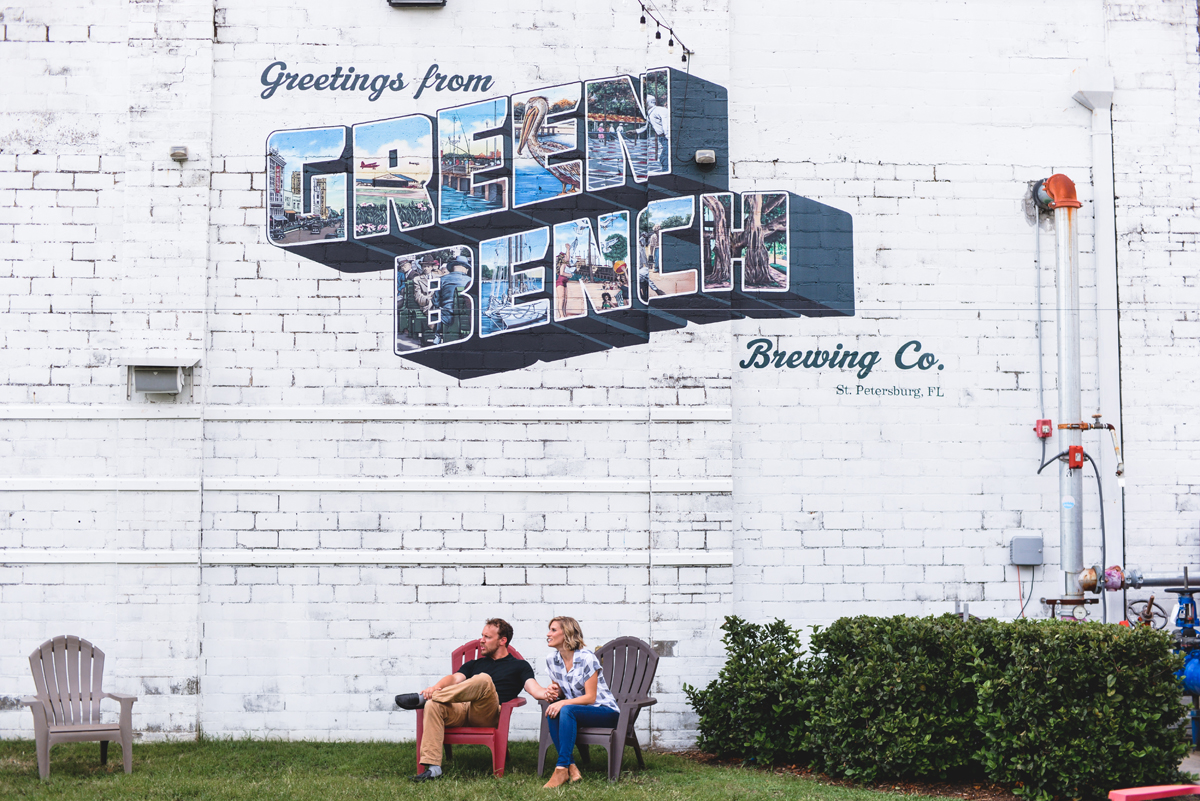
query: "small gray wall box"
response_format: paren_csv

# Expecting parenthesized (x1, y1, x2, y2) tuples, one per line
(122, 354, 201, 400)
(133, 367, 183, 394)
(1009, 536, 1044, 566)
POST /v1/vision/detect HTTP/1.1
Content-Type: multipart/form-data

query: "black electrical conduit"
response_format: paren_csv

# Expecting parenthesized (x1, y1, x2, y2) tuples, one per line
(1035, 449, 1108, 622)
(1036, 451, 1070, 475)
(1084, 452, 1107, 624)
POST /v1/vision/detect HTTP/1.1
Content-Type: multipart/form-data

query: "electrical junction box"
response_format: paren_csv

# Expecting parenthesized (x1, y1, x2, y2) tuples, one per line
(1010, 536, 1044, 566)
(1068, 445, 1084, 469)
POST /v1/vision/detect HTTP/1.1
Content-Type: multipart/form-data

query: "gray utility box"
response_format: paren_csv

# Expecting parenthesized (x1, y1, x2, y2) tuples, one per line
(1009, 536, 1044, 566)
(132, 366, 184, 394)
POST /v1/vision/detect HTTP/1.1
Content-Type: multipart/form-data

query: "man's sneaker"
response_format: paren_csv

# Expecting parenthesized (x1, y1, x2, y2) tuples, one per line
(395, 693, 427, 710)
(411, 767, 442, 782)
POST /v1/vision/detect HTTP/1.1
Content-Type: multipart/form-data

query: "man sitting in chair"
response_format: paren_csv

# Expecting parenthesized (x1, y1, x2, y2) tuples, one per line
(395, 618, 558, 782)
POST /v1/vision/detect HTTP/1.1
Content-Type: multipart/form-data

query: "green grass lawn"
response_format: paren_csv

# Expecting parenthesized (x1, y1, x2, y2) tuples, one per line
(0, 738, 958, 801)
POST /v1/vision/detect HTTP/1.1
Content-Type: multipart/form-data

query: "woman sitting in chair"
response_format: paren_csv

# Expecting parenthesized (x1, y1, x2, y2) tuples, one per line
(542, 616, 620, 788)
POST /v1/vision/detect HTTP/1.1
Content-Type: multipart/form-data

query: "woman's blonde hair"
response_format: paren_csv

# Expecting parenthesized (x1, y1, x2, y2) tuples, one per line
(549, 616, 586, 651)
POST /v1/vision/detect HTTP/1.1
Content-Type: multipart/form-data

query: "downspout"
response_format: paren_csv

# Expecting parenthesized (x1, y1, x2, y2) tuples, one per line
(1072, 67, 1126, 616)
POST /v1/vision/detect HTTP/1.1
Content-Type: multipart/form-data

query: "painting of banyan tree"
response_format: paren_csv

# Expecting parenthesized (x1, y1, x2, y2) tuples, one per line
(702, 192, 789, 291)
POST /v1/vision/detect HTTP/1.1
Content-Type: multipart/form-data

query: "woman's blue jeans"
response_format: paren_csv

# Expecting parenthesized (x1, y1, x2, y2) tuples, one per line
(547, 705, 619, 767)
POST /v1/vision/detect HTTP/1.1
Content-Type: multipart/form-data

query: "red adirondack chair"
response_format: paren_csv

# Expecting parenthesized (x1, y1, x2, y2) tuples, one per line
(414, 641, 527, 777)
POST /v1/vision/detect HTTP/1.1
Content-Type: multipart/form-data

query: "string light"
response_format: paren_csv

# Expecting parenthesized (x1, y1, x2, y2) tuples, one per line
(636, 2, 694, 66)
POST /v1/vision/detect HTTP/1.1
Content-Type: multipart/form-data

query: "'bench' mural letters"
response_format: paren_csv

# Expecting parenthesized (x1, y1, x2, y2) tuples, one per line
(266, 68, 855, 379)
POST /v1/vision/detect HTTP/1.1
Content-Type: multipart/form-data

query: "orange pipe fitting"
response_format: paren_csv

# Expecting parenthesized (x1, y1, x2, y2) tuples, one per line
(1042, 173, 1081, 209)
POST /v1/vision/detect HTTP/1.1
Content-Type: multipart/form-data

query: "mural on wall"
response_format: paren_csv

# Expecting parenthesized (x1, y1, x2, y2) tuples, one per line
(395, 245, 475, 351)
(513, 85, 581, 207)
(352, 115, 434, 237)
(480, 228, 549, 339)
(267, 126, 348, 244)
(266, 68, 854, 379)
(586, 70, 670, 190)
(439, 98, 508, 223)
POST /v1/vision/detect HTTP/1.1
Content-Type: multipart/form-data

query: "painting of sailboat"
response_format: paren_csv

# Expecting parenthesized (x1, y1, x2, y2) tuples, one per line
(480, 228, 550, 337)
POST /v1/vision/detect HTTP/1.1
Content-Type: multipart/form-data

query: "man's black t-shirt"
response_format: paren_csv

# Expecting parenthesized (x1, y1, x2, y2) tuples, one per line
(459, 654, 535, 704)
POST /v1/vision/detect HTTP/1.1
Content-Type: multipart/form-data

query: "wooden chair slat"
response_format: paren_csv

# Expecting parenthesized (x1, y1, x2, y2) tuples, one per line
(628, 646, 642, 692)
(47, 638, 67, 725)
(621, 645, 641, 695)
(451, 640, 482, 673)
(89, 642, 105, 725)
(626, 644, 642, 691)
(35, 641, 53, 722)
(57, 637, 75, 725)
(607, 645, 626, 692)
(629, 644, 642, 685)
(78, 639, 93, 725)
(65, 636, 82, 725)
(637, 648, 658, 695)
(29, 649, 48, 702)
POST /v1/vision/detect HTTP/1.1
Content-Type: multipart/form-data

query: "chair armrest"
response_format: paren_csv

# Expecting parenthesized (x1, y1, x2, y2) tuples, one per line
(616, 696, 657, 711)
(103, 692, 137, 725)
(104, 692, 138, 704)
(496, 697, 525, 726)
(21, 696, 49, 734)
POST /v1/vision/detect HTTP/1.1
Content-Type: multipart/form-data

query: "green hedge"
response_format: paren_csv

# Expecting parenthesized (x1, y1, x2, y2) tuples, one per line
(685, 615, 1188, 800)
(683, 617, 808, 765)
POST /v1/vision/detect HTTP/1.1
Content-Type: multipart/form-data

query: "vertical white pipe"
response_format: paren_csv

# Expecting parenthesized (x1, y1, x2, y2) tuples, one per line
(1073, 73, 1124, 615)
(1055, 203, 1084, 597)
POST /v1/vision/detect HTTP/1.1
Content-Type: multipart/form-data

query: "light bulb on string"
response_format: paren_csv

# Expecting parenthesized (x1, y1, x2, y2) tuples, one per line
(681, 53, 688, 63)
(668, 35, 674, 54)
(655, 22, 661, 40)
(640, 6, 646, 30)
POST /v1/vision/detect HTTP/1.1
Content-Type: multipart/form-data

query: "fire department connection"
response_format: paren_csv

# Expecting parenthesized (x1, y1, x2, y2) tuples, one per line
(1030, 174, 1200, 741)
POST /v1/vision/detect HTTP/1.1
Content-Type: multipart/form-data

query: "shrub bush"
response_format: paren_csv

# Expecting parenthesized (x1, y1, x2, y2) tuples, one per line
(805, 615, 987, 782)
(683, 616, 809, 765)
(971, 619, 1187, 801)
(687, 614, 1188, 800)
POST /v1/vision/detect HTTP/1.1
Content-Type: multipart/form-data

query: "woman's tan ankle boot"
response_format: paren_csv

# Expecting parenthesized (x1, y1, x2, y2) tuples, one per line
(543, 767, 570, 789)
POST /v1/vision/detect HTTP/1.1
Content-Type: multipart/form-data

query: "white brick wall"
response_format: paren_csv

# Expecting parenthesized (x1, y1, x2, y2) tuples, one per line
(1, 0, 1198, 751)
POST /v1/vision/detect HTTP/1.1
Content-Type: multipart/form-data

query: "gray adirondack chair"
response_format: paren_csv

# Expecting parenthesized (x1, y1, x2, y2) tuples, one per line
(537, 636, 659, 782)
(21, 635, 137, 779)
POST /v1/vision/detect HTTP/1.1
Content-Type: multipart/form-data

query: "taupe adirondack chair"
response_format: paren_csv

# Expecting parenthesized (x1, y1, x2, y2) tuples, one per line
(537, 636, 659, 782)
(21, 635, 137, 779)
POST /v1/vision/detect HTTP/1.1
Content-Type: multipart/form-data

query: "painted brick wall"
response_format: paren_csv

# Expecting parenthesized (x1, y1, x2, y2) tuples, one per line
(1, 0, 1198, 752)
(1109, 0, 1200, 573)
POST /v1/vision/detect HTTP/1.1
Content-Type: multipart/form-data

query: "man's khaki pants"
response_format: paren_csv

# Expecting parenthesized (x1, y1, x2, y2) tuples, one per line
(419, 673, 501, 767)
